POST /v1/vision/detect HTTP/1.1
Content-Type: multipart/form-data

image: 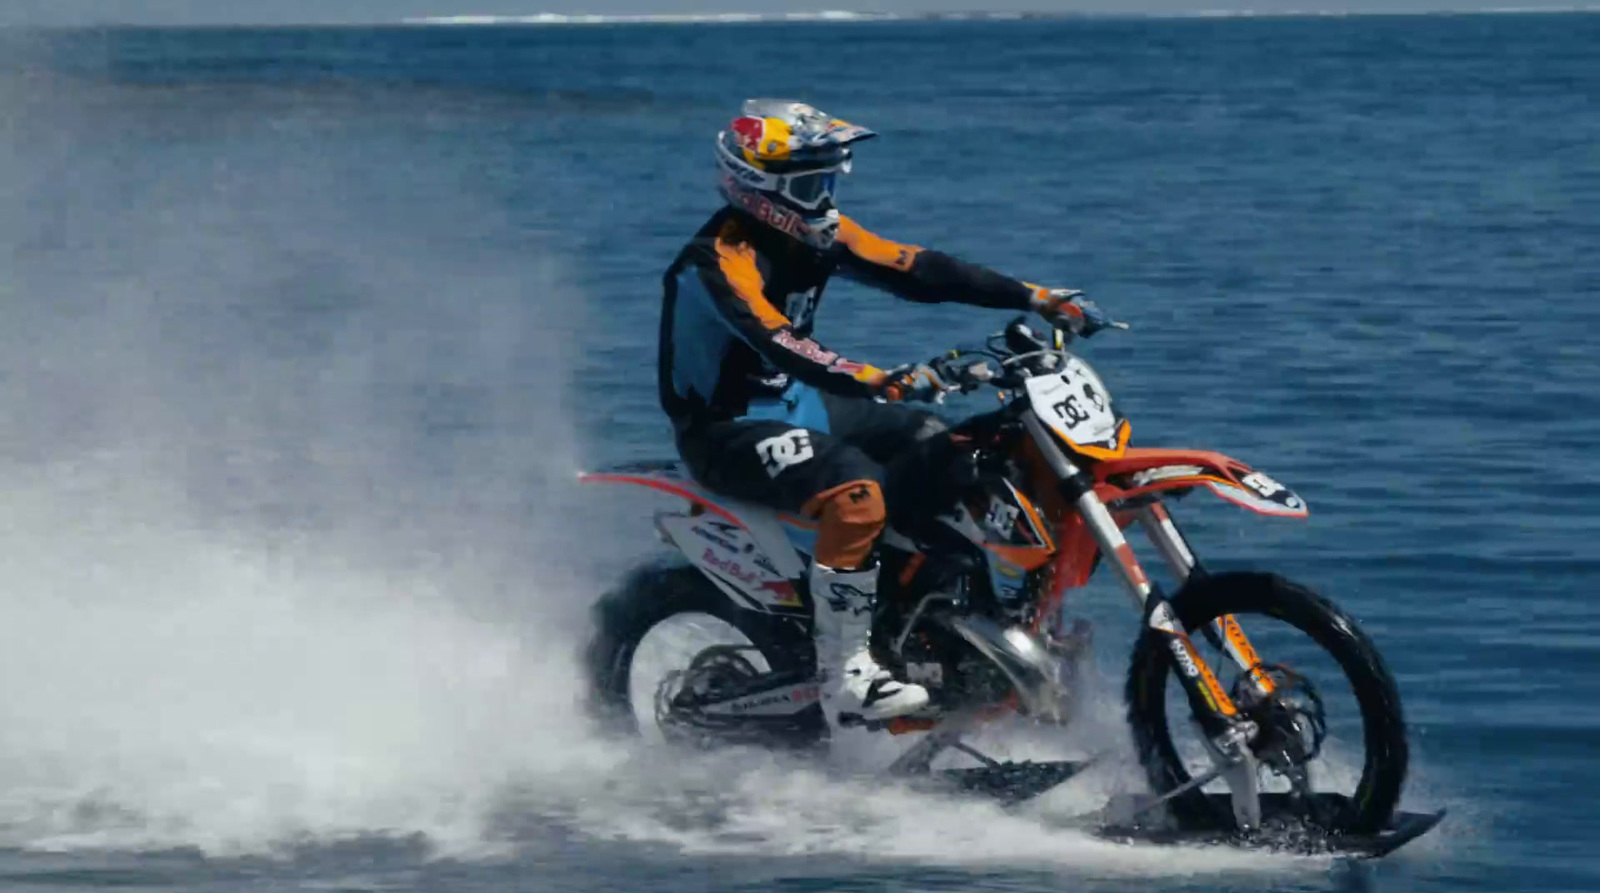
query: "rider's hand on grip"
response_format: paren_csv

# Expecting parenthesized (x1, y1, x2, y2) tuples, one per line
(1033, 288, 1116, 338)
(877, 363, 951, 403)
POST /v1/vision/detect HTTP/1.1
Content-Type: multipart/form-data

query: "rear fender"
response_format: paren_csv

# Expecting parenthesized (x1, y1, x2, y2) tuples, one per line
(579, 461, 808, 613)
(1091, 448, 1308, 519)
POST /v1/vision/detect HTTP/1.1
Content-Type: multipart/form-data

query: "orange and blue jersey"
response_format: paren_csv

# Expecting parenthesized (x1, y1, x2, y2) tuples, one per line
(660, 208, 1044, 426)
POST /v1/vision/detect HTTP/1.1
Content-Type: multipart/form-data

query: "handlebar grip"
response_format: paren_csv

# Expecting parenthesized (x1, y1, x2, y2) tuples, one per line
(929, 354, 996, 393)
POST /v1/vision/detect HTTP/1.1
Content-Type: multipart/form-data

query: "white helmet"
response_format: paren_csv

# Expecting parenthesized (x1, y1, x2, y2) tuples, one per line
(714, 99, 876, 250)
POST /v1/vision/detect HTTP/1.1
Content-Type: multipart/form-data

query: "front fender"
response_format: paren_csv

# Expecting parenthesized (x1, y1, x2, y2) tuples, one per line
(1092, 448, 1308, 519)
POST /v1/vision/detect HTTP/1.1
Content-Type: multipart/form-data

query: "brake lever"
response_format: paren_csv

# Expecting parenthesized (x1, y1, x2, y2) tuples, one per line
(932, 352, 997, 394)
(1053, 319, 1131, 347)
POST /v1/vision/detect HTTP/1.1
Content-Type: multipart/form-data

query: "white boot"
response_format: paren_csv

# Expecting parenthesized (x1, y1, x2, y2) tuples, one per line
(810, 562, 929, 726)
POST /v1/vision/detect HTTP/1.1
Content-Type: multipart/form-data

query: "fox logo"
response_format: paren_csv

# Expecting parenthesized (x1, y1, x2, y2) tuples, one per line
(825, 582, 874, 616)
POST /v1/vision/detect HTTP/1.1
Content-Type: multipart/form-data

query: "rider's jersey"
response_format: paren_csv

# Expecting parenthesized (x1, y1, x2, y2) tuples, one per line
(660, 207, 1044, 423)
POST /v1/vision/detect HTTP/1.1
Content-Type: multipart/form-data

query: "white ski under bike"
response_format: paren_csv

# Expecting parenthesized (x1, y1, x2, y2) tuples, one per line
(582, 317, 1443, 857)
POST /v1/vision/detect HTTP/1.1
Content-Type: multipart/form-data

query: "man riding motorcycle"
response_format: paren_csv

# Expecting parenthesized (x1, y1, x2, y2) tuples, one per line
(659, 99, 1112, 731)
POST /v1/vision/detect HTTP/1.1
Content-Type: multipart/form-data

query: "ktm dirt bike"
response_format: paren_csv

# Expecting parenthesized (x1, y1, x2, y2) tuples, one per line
(583, 317, 1442, 857)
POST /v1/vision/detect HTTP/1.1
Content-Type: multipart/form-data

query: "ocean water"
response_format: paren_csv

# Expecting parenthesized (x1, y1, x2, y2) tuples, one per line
(1, 11, 1597, 893)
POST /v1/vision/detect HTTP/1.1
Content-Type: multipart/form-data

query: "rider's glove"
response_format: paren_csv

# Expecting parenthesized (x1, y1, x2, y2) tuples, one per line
(875, 363, 951, 403)
(1032, 288, 1112, 338)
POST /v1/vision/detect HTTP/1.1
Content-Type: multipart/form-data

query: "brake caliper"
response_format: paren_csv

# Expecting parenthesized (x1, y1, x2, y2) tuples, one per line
(1235, 664, 1328, 773)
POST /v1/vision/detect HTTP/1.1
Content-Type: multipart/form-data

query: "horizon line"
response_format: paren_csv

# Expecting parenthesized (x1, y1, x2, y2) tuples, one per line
(5, 4, 1598, 29)
(402, 3, 1600, 21)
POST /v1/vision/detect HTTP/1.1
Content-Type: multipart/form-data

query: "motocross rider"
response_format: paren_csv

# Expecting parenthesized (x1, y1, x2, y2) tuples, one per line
(660, 99, 1110, 730)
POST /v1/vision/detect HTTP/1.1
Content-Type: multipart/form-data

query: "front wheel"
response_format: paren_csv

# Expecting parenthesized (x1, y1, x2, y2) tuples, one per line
(1125, 572, 1408, 835)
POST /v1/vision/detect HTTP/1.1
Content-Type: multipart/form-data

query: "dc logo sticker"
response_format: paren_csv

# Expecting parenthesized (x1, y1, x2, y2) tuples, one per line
(756, 430, 813, 478)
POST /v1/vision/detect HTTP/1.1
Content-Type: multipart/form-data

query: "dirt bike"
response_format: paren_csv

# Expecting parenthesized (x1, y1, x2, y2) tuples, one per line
(582, 317, 1442, 857)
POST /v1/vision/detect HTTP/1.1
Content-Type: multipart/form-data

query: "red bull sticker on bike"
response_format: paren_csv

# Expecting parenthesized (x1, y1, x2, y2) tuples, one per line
(680, 517, 802, 610)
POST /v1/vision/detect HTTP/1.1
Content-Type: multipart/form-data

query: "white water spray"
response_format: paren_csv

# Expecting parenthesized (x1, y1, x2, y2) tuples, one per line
(0, 63, 618, 855)
(0, 62, 1303, 878)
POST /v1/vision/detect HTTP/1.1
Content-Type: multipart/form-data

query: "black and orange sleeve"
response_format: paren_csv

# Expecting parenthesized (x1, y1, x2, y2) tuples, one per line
(690, 222, 886, 397)
(834, 215, 1044, 310)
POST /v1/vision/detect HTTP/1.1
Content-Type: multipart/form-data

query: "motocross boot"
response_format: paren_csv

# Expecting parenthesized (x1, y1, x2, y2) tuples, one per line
(810, 562, 929, 726)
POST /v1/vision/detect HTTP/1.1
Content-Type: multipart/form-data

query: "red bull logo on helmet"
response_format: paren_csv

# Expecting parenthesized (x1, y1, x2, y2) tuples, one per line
(727, 114, 798, 165)
(730, 115, 765, 153)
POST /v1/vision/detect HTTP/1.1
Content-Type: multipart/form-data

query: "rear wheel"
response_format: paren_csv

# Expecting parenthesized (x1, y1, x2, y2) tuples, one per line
(586, 564, 823, 746)
(1125, 572, 1407, 835)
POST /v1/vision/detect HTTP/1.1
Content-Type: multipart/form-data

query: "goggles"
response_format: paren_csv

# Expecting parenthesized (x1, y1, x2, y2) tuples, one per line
(716, 130, 854, 212)
(735, 154, 849, 210)
(776, 166, 842, 210)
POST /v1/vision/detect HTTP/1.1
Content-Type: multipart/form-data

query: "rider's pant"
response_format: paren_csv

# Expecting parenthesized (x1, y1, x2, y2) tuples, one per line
(676, 384, 946, 569)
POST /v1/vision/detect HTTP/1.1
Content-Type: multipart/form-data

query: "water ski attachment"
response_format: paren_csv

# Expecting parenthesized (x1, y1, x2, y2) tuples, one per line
(884, 709, 1094, 808)
(886, 711, 1442, 859)
(1098, 792, 1446, 859)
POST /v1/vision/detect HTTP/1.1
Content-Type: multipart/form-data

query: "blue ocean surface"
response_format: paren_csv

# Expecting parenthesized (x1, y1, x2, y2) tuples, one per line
(0, 11, 1597, 893)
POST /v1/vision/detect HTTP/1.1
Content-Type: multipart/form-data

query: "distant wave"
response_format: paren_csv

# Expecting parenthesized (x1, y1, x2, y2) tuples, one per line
(401, 6, 1600, 26)
(403, 11, 901, 25)
(1181, 4, 1600, 16)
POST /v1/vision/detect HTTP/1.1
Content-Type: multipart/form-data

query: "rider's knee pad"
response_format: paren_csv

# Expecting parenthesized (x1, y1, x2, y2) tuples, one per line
(805, 479, 886, 570)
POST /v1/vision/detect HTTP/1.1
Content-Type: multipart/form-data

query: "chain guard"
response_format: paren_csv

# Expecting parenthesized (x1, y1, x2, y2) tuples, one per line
(655, 645, 765, 743)
(653, 645, 822, 749)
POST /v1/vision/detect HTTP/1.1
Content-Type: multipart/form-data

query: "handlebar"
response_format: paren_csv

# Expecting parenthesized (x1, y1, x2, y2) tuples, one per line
(918, 314, 1128, 400)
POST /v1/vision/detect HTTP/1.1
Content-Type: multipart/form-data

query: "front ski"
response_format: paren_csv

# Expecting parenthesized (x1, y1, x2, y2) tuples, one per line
(1097, 792, 1445, 859)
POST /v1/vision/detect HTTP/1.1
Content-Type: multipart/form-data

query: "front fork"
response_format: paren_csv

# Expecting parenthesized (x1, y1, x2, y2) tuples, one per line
(1023, 416, 1273, 828)
(1136, 503, 1277, 701)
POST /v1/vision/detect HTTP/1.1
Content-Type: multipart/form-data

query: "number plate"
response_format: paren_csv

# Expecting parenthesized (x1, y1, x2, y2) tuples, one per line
(1025, 356, 1120, 450)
